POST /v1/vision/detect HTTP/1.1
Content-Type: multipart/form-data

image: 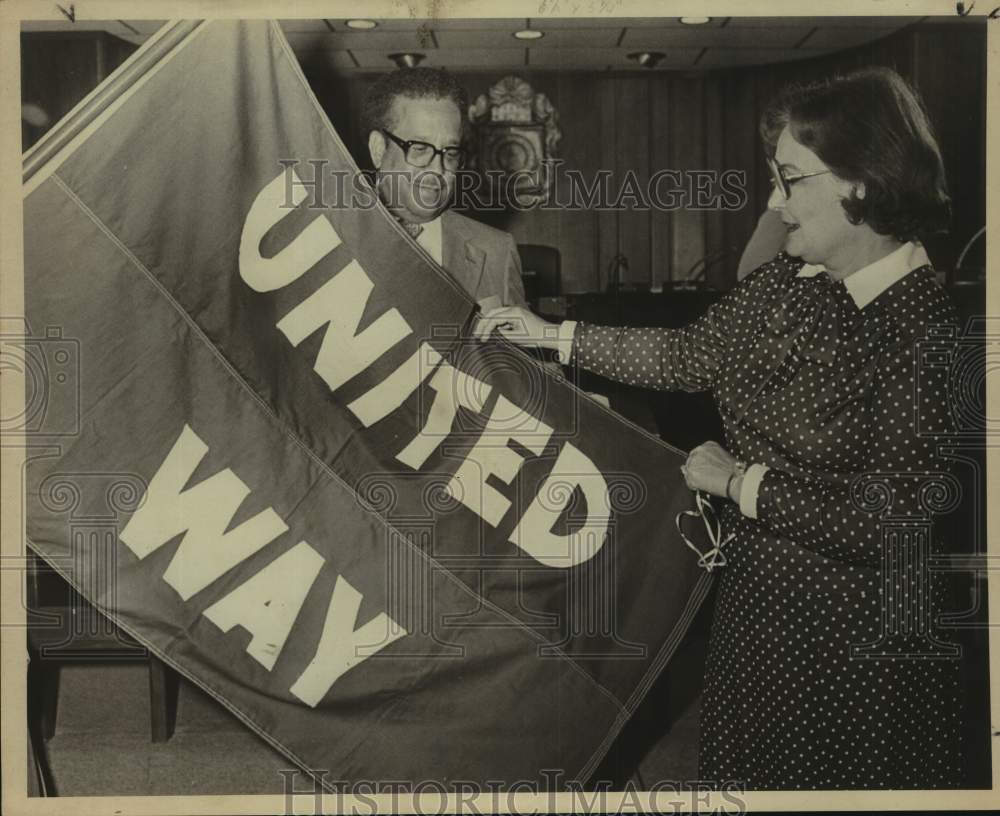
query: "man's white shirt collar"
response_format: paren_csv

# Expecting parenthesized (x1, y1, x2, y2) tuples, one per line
(795, 241, 930, 309)
(415, 215, 443, 266)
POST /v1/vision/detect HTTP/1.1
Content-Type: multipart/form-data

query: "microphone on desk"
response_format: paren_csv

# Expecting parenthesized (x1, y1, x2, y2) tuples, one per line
(603, 248, 737, 293)
(681, 247, 738, 289)
(605, 253, 630, 293)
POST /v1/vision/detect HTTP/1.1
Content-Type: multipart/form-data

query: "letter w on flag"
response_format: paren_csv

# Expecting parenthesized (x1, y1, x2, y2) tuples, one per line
(20, 20, 713, 787)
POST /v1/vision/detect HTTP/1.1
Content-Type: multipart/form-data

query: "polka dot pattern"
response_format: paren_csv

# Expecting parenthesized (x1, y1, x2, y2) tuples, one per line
(574, 253, 964, 789)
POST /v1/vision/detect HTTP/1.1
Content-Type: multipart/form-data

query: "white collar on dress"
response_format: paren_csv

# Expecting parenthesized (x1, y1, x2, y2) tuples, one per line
(795, 241, 931, 309)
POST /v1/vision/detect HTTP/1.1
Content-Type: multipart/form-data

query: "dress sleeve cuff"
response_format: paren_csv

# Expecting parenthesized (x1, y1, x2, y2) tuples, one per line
(555, 320, 578, 365)
(739, 463, 769, 519)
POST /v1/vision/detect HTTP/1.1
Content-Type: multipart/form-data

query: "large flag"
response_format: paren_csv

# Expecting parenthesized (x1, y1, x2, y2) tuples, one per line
(22, 20, 713, 786)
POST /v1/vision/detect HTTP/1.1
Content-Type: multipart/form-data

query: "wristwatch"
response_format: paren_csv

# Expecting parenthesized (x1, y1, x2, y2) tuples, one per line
(726, 460, 747, 502)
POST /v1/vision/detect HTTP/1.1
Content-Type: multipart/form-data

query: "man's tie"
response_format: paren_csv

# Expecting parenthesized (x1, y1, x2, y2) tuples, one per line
(399, 219, 424, 240)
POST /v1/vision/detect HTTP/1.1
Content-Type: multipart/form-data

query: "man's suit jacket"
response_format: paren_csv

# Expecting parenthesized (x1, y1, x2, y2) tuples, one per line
(440, 210, 527, 307)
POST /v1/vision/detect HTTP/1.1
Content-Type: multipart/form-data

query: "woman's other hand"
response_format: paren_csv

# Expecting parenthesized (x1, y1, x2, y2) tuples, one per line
(681, 441, 742, 500)
(474, 306, 559, 350)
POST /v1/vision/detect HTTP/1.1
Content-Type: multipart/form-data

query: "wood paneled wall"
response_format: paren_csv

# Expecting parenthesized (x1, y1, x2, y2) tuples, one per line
(303, 20, 986, 293)
(21, 32, 138, 151)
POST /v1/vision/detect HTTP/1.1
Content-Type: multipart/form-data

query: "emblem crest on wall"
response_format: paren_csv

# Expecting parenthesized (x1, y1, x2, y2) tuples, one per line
(468, 76, 562, 208)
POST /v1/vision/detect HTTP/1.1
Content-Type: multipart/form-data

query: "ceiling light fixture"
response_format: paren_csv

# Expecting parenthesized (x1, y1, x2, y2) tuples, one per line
(627, 51, 666, 69)
(345, 19, 378, 30)
(513, 28, 544, 40)
(388, 52, 426, 69)
(679, 17, 711, 25)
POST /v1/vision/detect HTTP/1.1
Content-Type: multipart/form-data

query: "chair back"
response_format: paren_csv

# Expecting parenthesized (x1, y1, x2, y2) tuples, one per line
(517, 244, 561, 304)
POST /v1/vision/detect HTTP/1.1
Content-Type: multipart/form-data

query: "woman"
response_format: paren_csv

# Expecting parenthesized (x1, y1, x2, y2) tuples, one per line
(479, 67, 963, 789)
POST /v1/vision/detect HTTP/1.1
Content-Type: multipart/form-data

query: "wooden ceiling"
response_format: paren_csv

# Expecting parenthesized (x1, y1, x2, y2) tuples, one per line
(21, 16, 976, 73)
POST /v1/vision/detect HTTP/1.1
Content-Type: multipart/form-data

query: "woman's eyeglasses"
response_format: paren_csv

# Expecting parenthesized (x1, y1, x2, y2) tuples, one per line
(766, 154, 830, 200)
(381, 129, 467, 171)
(675, 490, 733, 573)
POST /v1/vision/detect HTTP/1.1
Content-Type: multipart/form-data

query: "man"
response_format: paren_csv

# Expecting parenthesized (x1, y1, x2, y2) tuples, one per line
(363, 68, 527, 308)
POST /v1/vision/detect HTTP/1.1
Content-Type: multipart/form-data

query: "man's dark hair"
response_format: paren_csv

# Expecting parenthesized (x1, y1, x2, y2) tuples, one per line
(362, 68, 468, 135)
(760, 66, 950, 243)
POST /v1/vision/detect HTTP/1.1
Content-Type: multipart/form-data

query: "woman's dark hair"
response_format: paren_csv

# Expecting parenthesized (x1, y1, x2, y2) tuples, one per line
(760, 66, 950, 242)
(362, 68, 468, 135)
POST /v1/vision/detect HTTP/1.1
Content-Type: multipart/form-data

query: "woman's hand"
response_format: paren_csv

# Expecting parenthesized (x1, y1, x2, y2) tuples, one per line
(473, 306, 559, 350)
(681, 441, 742, 500)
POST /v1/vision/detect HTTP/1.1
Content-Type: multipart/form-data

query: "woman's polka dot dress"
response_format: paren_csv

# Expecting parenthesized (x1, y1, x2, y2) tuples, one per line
(572, 252, 964, 790)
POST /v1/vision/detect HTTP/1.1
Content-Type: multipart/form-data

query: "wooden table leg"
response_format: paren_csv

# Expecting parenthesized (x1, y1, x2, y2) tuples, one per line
(148, 657, 179, 743)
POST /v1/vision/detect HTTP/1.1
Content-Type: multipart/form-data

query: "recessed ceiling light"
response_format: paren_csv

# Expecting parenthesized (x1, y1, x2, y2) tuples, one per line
(513, 29, 544, 40)
(679, 17, 711, 25)
(388, 52, 425, 69)
(627, 51, 666, 69)
(345, 19, 378, 30)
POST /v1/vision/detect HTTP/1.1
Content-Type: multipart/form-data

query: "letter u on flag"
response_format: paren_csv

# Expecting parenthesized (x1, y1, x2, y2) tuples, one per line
(21, 20, 714, 787)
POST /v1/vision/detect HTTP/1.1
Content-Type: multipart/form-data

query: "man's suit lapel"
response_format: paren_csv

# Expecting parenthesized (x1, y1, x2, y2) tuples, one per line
(441, 211, 486, 300)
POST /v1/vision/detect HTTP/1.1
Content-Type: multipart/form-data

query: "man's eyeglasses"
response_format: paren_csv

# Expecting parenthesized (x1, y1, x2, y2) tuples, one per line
(766, 154, 830, 200)
(381, 129, 466, 171)
(675, 490, 733, 573)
